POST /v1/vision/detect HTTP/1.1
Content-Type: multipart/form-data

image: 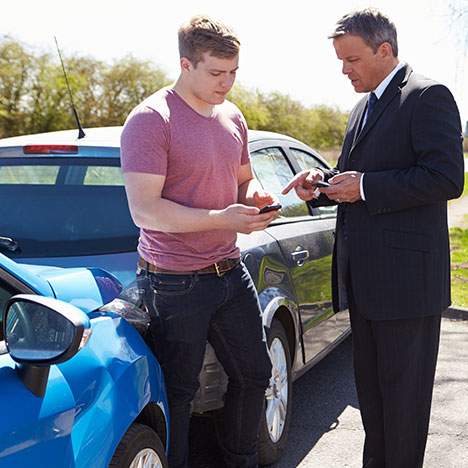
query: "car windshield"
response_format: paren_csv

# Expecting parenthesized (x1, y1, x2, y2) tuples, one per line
(0, 157, 139, 258)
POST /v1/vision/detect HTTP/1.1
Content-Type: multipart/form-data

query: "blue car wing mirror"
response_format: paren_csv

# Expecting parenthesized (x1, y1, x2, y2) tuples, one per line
(3, 294, 92, 397)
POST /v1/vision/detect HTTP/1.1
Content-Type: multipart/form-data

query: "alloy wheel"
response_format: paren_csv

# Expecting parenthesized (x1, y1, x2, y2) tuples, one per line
(129, 448, 163, 468)
(265, 336, 289, 442)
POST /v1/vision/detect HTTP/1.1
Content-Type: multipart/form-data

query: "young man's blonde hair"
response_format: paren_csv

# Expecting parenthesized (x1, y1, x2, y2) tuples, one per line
(178, 15, 240, 67)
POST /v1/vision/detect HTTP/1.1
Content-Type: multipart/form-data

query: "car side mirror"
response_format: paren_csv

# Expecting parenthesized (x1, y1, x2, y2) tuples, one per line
(3, 294, 92, 397)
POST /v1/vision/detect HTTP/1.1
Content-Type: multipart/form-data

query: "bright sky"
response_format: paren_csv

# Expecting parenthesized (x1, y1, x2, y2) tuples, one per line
(2, 0, 467, 126)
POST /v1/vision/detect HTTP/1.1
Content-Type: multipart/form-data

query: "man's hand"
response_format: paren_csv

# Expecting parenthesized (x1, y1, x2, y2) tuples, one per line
(216, 203, 279, 234)
(281, 169, 323, 201)
(319, 171, 363, 203)
(252, 188, 276, 209)
(238, 163, 279, 209)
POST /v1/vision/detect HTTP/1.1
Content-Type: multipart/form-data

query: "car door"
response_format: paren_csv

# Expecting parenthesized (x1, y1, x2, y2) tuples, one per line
(249, 140, 337, 365)
(286, 145, 349, 336)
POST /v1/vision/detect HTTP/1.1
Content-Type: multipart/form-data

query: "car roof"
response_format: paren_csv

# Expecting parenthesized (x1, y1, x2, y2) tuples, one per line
(0, 126, 304, 149)
(0, 126, 124, 148)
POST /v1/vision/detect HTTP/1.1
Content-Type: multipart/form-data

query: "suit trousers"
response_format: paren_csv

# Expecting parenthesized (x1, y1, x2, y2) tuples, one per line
(348, 277, 441, 468)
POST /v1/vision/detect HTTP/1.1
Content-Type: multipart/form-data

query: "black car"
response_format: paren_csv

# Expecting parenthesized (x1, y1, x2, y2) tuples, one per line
(0, 127, 350, 465)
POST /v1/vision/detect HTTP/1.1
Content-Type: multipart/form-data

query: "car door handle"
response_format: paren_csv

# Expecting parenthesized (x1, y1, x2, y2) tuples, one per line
(291, 249, 309, 267)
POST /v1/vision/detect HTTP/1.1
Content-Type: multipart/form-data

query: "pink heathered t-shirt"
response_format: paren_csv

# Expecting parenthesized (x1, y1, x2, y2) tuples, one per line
(120, 88, 250, 271)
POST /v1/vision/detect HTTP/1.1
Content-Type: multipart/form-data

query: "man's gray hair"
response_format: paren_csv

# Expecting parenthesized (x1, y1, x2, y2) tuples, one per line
(329, 8, 398, 57)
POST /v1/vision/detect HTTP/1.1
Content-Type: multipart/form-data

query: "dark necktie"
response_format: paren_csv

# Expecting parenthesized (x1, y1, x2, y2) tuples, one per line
(357, 92, 378, 136)
(366, 92, 378, 121)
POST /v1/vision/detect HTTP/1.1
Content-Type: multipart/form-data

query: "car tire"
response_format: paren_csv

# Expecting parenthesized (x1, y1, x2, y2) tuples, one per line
(258, 319, 292, 466)
(109, 422, 168, 468)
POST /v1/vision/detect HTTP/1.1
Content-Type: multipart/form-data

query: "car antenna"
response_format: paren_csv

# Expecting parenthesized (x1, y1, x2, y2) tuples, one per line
(54, 36, 85, 139)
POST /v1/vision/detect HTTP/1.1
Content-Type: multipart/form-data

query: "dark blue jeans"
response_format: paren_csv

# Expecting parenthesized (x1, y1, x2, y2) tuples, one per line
(139, 262, 272, 468)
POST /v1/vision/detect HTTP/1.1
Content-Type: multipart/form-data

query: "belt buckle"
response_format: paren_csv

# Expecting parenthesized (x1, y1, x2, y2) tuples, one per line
(214, 261, 226, 277)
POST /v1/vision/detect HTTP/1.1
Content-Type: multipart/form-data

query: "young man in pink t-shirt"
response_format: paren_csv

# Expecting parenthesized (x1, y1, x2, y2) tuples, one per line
(121, 16, 277, 468)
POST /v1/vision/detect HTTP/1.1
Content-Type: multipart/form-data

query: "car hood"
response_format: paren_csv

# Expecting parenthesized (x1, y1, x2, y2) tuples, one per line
(21, 264, 123, 314)
(15, 251, 138, 288)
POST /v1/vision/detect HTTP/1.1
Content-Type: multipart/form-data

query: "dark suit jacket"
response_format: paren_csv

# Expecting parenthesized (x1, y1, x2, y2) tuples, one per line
(313, 64, 464, 320)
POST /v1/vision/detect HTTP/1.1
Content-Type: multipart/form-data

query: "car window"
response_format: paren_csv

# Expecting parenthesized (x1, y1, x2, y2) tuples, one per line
(0, 166, 60, 184)
(289, 148, 337, 216)
(251, 147, 309, 218)
(289, 147, 329, 172)
(0, 157, 138, 258)
(84, 166, 124, 186)
(0, 164, 125, 186)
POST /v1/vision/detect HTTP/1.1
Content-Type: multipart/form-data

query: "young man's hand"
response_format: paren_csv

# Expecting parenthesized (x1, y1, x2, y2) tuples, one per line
(251, 189, 275, 209)
(215, 203, 279, 234)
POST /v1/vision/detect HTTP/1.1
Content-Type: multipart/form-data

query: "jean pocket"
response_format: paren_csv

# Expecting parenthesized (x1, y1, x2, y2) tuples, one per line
(149, 273, 198, 297)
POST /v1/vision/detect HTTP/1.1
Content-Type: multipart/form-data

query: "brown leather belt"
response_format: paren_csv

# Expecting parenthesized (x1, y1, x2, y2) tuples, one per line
(137, 257, 240, 277)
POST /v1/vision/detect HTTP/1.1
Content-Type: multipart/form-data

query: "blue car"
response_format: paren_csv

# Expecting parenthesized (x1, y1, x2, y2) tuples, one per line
(0, 253, 169, 467)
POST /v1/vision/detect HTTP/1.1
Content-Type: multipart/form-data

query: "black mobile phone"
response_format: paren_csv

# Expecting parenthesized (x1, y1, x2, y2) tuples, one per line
(315, 180, 330, 188)
(258, 204, 282, 214)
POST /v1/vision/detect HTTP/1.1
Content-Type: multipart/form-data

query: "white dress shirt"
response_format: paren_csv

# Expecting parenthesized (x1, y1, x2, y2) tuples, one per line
(360, 62, 405, 200)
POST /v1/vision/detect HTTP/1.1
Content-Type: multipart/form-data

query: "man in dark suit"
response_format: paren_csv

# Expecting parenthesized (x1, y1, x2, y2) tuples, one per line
(283, 8, 464, 468)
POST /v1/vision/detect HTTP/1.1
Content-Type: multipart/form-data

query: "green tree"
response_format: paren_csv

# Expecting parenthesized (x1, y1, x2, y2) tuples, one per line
(0, 36, 347, 151)
(100, 55, 171, 126)
(310, 105, 348, 149)
(0, 37, 34, 137)
(65, 55, 106, 128)
(229, 84, 270, 129)
(251, 92, 347, 150)
(26, 53, 74, 133)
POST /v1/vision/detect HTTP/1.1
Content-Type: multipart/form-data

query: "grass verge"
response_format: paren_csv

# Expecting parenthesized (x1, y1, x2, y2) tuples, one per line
(450, 223, 468, 308)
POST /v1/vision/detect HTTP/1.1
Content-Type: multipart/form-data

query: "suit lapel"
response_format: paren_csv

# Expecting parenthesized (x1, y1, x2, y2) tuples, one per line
(350, 65, 412, 154)
(352, 98, 368, 146)
(340, 97, 367, 170)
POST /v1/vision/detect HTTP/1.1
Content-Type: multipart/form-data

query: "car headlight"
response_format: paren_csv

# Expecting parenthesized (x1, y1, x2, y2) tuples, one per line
(98, 279, 150, 335)
(80, 327, 93, 349)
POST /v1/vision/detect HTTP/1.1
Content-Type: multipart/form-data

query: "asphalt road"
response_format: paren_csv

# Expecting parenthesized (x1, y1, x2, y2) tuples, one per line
(189, 316, 468, 467)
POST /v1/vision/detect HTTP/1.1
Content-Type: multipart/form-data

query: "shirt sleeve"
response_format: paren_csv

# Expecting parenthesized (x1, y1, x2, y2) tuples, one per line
(360, 173, 366, 200)
(238, 113, 251, 166)
(120, 107, 169, 176)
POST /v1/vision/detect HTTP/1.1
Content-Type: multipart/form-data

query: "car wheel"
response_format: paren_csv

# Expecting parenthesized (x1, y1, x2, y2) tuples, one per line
(258, 319, 292, 466)
(109, 423, 168, 468)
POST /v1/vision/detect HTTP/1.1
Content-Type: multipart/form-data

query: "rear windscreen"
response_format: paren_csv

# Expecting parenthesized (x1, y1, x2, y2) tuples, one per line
(0, 157, 139, 258)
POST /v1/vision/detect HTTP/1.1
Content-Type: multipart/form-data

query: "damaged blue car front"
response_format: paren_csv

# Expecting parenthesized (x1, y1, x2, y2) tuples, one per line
(0, 254, 169, 468)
